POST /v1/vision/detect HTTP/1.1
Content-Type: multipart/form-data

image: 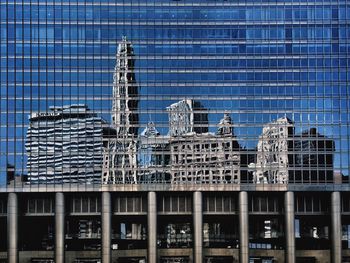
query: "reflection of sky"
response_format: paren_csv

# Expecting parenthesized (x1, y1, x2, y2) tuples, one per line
(1, 2, 350, 182)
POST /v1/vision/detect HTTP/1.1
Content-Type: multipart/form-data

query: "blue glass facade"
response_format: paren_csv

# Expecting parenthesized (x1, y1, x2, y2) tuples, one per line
(0, 0, 350, 187)
(1, 2, 350, 263)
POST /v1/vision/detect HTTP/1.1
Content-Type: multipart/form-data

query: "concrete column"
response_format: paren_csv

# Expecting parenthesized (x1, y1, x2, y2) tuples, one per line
(331, 191, 341, 263)
(102, 192, 112, 263)
(239, 191, 249, 263)
(147, 192, 157, 263)
(285, 191, 295, 263)
(55, 192, 65, 263)
(7, 192, 18, 263)
(193, 191, 203, 263)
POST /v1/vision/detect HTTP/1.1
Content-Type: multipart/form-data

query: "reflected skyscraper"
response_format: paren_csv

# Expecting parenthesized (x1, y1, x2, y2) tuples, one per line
(290, 128, 335, 184)
(167, 99, 208, 137)
(111, 36, 139, 137)
(138, 122, 170, 183)
(103, 38, 139, 184)
(26, 105, 112, 184)
(249, 117, 293, 184)
(170, 113, 240, 184)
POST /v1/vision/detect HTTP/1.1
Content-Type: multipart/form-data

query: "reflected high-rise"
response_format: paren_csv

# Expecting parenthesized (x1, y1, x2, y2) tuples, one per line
(0, 1, 349, 263)
(26, 105, 113, 184)
(103, 38, 139, 184)
(249, 117, 293, 184)
(111, 36, 139, 137)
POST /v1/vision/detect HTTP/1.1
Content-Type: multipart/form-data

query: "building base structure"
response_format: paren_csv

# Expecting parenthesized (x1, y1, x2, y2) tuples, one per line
(55, 193, 65, 263)
(7, 193, 18, 263)
(285, 191, 295, 263)
(102, 192, 111, 263)
(0, 187, 347, 263)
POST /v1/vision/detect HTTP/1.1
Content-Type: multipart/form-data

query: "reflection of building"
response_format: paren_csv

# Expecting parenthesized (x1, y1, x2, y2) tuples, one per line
(217, 112, 233, 136)
(170, 114, 240, 184)
(249, 120, 335, 185)
(293, 128, 334, 166)
(26, 105, 111, 184)
(289, 128, 335, 184)
(103, 37, 139, 184)
(6, 163, 15, 185)
(111, 36, 139, 137)
(249, 117, 293, 184)
(138, 122, 170, 183)
(102, 138, 138, 184)
(167, 100, 208, 137)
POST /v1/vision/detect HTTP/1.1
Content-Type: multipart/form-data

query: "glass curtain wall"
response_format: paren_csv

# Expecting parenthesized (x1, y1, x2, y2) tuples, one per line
(0, 0, 349, 187)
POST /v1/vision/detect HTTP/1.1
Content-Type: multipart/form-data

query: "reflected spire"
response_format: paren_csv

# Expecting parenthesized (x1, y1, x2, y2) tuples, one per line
(111, 37, 139, 137)
(141, 121, 160, 137)
(217, 112, 233, 135)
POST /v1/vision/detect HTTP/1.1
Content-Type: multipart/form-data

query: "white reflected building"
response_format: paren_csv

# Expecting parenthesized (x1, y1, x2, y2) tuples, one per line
(170, 113, 240, 184)
(167, 99, 208, 137)
(102, 37, 139, 184)
(249, 117, 293, 184)
(138, 122, 170, 183)
(26, 105, 111, 184)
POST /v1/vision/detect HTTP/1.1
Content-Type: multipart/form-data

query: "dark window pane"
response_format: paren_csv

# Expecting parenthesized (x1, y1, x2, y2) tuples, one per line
(209, 197, 215, 212)
(223, 196, 231, 212)
(171, 196, 178, 212)
(164, 196, 171, 212)
(90, 197, 96, 213)
(216, 196, 223, 212)
(268, 197, 275, 212)
(44, 198, 51, 213)
(179, 196, 186, 212)
(82, 198, 89, 213)
(253, 197, 259, 212)
(127, 197, 133, 212)
(74, 198, 81, 213)
(186, 196, 192, 212)
(28, 199, 35, 213)
(260, 197, 267, 212)
(134, 197, 141, 212)
(142, 196, 147, 212)
(120, 197, 127, 212)
(114, 197, 119, 212)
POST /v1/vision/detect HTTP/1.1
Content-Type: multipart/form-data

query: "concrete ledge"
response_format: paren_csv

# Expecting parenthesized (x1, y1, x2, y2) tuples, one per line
(1, 183, 349, 193)
(112, 249, 147, 258)
(18, 251, 54, 263)
(158, 248, 192, 257)
(296, 250, 330, 263)
(0, 252, 7, 259)
(204, 248, 239, 256)
(250, 249, 284, 262)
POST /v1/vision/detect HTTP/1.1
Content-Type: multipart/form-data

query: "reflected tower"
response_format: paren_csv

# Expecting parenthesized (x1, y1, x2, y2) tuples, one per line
(167, 99, 208, 137)
(249, 117, 294, 184)
(103, 37, 139, 184)
(111, 36, 139, 137)
(170, 112, 240, 184)
(26, 105, 110, 184)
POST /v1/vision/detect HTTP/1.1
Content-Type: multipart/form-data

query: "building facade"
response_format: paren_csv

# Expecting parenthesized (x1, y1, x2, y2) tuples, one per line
(1, 0, 350, 263)
(25, 105, 113, 184)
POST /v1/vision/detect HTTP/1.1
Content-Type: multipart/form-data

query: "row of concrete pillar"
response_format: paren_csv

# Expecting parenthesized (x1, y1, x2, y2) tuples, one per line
(6, 191, 342, 263)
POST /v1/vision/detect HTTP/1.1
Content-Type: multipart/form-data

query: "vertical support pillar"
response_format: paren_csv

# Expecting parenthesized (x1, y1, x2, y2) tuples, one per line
(55, 192, 65, 263)
(7, 192, 18, 263)
(102, 192, 111, 263)
(193, 191, 203, 263)
(285, 191, 295, 263)
(239, 191, 249, 263)
(331, 191, 341, 263)
(147, 191, 157, 263)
